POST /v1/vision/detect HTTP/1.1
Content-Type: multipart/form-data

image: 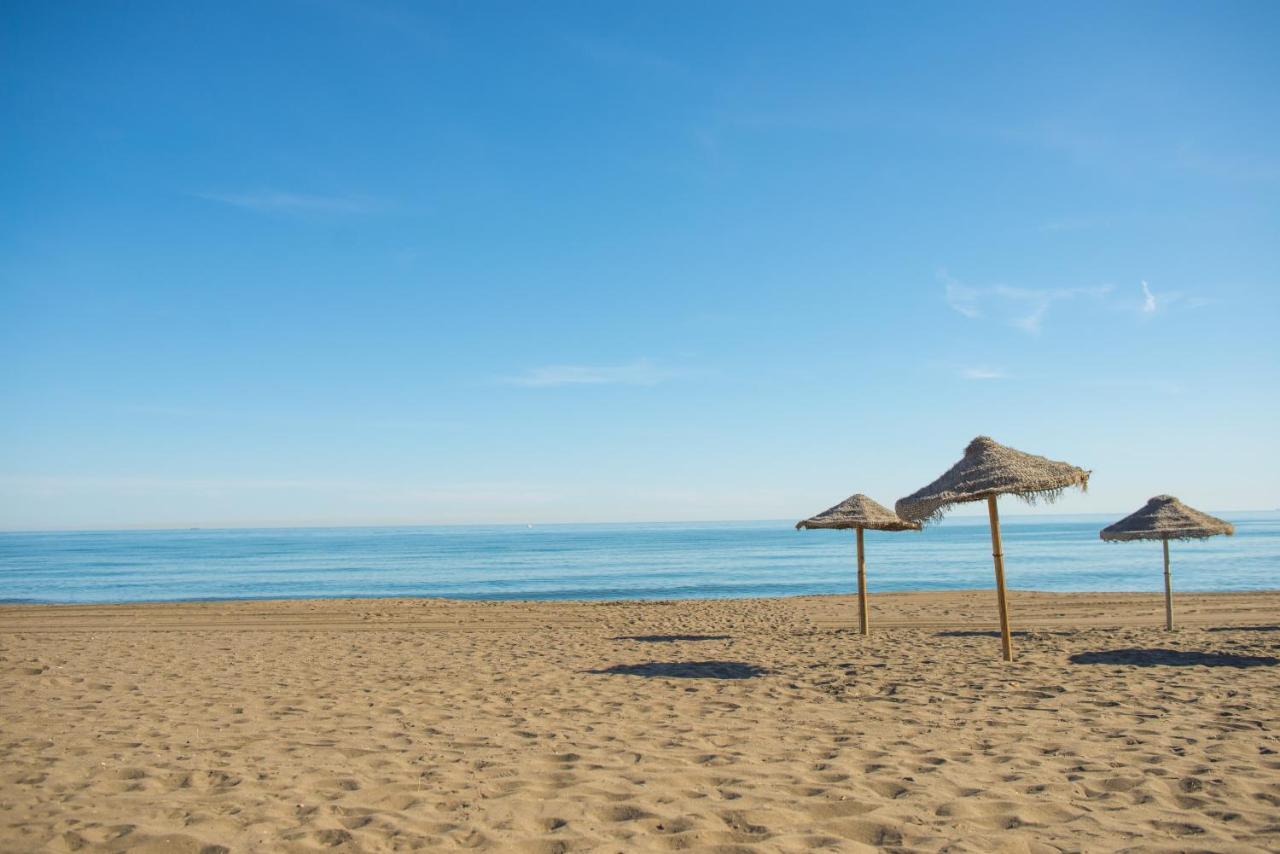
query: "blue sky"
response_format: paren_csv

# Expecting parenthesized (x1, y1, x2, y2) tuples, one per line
(3, 1, 1278, 529)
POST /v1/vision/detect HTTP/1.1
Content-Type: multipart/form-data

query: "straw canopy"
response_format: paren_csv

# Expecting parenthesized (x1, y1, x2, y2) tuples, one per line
(1100, 495, 1234, 542)
(796, 494, 921, 531)
(895, 436, 1091, 523)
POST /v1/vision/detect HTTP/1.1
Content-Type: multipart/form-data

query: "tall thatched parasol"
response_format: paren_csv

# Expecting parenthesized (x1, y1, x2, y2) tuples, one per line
(1100, 495, 1233, 630)
(895, 436, 1090, 661)
(796, 494, 920, 635)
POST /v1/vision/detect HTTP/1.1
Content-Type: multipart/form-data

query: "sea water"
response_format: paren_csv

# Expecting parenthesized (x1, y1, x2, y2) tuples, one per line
(0, 513, 1276, 605)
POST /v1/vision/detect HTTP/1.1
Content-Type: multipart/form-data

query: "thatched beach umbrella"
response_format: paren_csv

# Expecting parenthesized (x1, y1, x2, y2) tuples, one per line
(895, 436, 1090, 661)
(1100, 495, 1233, 631)
(796, 494, 920, 635)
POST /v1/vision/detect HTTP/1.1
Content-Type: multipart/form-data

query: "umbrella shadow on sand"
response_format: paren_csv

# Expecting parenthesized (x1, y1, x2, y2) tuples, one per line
(1206, 625, 1280, 633)
(611, 635, 731, 643)
(1069, 649, 1279, 668)
(586, 661, 768, 679)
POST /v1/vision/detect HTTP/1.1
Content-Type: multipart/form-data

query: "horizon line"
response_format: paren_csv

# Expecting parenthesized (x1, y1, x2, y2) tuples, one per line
(2, 508, 1276, 536)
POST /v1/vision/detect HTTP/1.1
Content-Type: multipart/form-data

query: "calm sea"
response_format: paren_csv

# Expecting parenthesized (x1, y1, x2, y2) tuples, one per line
(1, 513, 1276, 605)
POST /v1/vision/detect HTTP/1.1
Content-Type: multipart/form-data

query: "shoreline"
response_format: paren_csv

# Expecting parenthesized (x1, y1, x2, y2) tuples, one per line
(3, 586, 1280, 614)
(3, 588, 1279, 626)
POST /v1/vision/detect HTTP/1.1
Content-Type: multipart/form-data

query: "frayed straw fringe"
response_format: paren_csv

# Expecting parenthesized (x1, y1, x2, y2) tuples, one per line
(1101, 495, 1233, 543)
(896, 436, 1090, 524)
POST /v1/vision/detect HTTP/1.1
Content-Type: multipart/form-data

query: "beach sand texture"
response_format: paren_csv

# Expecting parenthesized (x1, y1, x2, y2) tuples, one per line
(3, 590, 1279, 853)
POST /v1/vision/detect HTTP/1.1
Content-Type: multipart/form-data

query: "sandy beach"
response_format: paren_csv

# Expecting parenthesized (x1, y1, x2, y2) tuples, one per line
(3, 590, 1279, 853)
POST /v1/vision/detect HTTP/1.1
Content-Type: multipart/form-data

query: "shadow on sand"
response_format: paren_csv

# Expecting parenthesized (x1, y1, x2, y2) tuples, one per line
(937, 630, 1072, 638)
(1069, 648, 1279, 668)
(612, 634, 731, 643)
(586, 661, 767, 679)
(1206, 625, 1280, 633)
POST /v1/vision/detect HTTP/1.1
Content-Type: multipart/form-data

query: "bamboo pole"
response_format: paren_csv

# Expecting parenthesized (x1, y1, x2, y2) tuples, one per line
(987, 495, 1013, 661)
(856, 527, 868, 635)
(1162, 537, 1173, 631)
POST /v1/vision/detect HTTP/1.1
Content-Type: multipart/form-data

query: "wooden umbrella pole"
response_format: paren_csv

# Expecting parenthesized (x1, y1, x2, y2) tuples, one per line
(1162, 537, 1173, 631)
(856, 527, 868, 635)
(987, 495, 1013, 662)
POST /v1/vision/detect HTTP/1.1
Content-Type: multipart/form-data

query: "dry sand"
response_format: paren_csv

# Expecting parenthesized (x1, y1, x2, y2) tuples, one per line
(3, 590, 1279, 853)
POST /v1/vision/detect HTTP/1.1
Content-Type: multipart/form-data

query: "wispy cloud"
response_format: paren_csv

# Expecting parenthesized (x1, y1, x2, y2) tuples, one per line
(503, 359, 675, 388)
(940, 270, 982, 318)
(1128, 280, 1219, 316)
(998, 284, 1113, 334)
(1141, 280, 1157, 313)
(198, 191, 379, 215)
(1007, 296, 1051, 334)
(947, 272, 1218, 331)
(940, 270, 1112, 334)
(961, 366, 1005, 381)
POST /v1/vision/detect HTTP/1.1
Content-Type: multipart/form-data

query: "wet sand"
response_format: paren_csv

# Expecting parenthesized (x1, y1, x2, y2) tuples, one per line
(3, 590, 1279, 852)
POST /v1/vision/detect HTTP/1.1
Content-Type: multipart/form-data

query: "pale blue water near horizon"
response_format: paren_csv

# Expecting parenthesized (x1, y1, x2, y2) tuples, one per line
(1, 513, 1276, 605)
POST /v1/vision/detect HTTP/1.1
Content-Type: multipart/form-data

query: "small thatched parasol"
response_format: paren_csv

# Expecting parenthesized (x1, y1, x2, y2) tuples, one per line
(1100, 496, 1233, 630)
(896, 436, 1090, 661)
(796, 494, 920, 635)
